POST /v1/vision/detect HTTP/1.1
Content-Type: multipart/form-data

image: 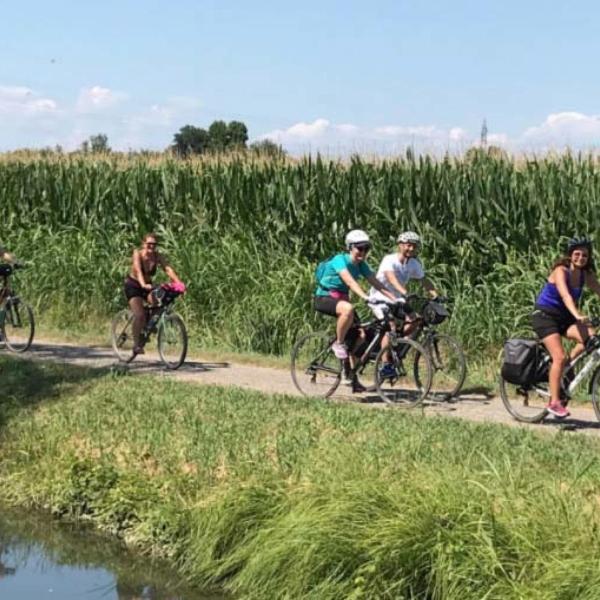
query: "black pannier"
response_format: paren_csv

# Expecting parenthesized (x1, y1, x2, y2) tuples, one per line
(501, 339, 539, 386)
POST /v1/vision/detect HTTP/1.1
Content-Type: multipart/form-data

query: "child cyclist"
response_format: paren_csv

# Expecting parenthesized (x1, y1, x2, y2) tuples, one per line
(314, 230, 397, 388)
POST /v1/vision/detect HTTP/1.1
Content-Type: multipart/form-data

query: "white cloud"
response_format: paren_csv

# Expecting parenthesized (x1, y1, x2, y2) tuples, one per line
(522, 111, 600, 147)
(0, 85, 58, 116)
(76, 85, 127, 113)
(258, 118, 475, 155)
(487, 133, 509, 146)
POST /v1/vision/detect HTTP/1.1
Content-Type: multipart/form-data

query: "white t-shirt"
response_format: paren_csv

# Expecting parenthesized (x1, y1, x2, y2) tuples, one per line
(368, 254, 425, 301)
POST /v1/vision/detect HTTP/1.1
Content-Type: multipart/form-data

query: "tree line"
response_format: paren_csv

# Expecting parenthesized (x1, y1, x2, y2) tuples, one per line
(70, 121, 285, 158)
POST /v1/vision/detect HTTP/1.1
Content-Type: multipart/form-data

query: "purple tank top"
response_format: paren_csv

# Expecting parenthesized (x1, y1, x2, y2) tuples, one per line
(536, 269, 584, 314)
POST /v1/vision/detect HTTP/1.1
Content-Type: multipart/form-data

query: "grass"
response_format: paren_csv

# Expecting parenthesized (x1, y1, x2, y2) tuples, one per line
(3, 355, 600, 598)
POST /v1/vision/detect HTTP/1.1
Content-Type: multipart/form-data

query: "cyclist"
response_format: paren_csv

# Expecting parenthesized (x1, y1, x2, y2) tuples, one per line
(123, 233, 182, 354)
(532, 237, 600, 418)
(368, 231, 439, 378)
(314, 230, 397, 387)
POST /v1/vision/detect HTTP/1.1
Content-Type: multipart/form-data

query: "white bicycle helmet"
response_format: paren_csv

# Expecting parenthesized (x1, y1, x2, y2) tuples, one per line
(397, 231, 421, 246)
(345, 229, 371, 248)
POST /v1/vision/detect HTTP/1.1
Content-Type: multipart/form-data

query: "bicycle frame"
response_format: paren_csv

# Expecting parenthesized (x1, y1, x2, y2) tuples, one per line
(347, 314, 404, 377)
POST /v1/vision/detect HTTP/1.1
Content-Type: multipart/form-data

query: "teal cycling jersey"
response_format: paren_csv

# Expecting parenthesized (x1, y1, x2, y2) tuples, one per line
(315, 253, 373, 297)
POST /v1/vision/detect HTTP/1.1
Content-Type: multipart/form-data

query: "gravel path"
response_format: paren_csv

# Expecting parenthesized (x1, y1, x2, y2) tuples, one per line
(9, 340, 600, 436)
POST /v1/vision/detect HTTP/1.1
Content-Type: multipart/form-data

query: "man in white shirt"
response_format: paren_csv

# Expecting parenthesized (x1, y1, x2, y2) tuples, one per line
(369, 231, 437, 303)
(369, 231, 438, 379)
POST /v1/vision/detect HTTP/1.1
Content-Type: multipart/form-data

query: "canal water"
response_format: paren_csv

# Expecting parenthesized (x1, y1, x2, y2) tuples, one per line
(0, 508, 222, 599)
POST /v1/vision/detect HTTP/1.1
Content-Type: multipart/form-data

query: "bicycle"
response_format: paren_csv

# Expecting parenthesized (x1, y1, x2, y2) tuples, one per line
(290, 300, 433, 406)
(111, 282, 188, 369)
(500, 317, 600, 423)
(0, 263, 35, 353)
(406, 296, 467, 400)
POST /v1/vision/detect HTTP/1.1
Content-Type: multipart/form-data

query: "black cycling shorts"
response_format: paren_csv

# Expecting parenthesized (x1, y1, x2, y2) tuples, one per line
(313, 296, 358, 322)
(123, 277, 148, 301)
(531, 307, 576, 339)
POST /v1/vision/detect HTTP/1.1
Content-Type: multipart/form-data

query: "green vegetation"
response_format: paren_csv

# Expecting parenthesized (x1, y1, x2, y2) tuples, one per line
(2, 355, 600, 598)
(2, 151, 600, 370)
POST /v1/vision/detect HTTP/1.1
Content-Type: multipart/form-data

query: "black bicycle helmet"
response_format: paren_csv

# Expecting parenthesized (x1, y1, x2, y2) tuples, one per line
(566, 236, 593, 255)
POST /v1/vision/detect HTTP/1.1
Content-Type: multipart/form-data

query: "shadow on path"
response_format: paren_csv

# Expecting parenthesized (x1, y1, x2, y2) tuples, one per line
(0, 353, 107, 431)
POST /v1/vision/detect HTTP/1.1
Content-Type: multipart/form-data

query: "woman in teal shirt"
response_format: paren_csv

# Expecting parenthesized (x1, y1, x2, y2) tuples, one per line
(314, 230, 395, 363)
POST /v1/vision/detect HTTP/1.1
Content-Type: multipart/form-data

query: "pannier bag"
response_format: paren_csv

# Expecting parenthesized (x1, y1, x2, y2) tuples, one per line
(501, 338, 539, 386)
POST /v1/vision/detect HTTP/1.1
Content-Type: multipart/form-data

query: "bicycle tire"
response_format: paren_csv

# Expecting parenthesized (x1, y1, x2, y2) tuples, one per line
(111, 309, 136, 362)
(290, 331, 342, 398)
(420, 333, 467, 400)
(2, 297, 34, 352)
(157, 313, 188, 369)
(373, 337, 432, 407)
(499, 375, 548, 423)
(590, 366, 600, 422)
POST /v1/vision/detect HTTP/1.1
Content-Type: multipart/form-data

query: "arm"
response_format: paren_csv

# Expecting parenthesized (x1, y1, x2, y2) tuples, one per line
(420, 276, 438, 299)
(384, 270, 409, 297)
(159, 254, 182, 283)
(585, 271, 600, 298)
(338, 269, 370, 300)
(365, 273, 397, 302)
(554, 267, 585, 320)
(0, 248, 16, 263)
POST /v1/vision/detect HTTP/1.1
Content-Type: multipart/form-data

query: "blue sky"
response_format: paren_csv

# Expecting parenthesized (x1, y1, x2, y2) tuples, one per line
(2, 0, 600, 153)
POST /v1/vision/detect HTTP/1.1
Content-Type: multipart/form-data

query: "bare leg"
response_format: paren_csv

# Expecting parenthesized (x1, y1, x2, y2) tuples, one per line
(129, 296, 146, 348)
(335, 301, 355, 345)
(541, 333, 566, 405)
(565, 322, 595, 361)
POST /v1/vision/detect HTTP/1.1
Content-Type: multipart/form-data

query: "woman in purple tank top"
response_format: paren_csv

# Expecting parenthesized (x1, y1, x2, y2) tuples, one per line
(531, 237, 600, 418)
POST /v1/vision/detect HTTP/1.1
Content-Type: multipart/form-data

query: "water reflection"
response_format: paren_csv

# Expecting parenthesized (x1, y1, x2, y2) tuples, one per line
(0, 508, 222, 599)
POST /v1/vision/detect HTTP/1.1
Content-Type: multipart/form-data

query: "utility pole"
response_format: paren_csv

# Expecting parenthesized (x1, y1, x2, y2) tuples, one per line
(480, 119, 488, 147)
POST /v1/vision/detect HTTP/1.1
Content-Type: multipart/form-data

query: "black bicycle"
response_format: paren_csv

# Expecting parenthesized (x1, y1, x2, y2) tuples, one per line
(0, 263, 35, 353)
(291, 300, 433, 406)
(500, 317, 600, 423)
(407, 296, 467, 400)
(111, 283, 188, 369)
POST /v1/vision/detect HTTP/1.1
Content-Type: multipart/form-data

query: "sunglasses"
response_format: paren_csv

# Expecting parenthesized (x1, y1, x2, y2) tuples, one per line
(354, 244, 371, 252)
(145, 242, 158, 247)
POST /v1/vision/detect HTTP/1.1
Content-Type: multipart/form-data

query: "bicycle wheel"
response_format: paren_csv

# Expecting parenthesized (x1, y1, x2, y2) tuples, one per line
(374, 338, 432, 406)
(499, 376, 548, 423)
(419, 333, 467, 400)
(2, 296, 34, 352)
(590, 366, 600, 422)
(157, 313, 188, 369)
(290, 332, 342, 398)
(111, 309, 136, 362)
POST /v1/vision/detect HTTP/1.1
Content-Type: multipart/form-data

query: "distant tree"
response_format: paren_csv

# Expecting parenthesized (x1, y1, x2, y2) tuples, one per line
(89, 133, 110, 153)
(208, 120, 230, 152)
(250, 139, 286, 158)
(80, 140, 90, 154)
(228, 121, 249, 149)
(171, 119, 250, 156)
(171, 125, 210, 156)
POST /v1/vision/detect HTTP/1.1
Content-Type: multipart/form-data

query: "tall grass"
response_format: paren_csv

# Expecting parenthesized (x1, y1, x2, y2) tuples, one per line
(3, 356, 600, 598)
(3, 151, 600, 358)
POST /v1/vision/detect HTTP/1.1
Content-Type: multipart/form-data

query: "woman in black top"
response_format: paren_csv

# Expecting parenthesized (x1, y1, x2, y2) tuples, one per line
(123, 233, 182, 353)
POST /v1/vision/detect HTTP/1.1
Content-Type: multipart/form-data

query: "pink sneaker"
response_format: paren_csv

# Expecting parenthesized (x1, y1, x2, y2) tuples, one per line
(546, 401, 570, 419)
(331, 341, 348, 360)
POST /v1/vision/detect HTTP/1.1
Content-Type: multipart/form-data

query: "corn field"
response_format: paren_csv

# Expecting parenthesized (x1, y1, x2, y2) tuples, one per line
(2, 151, 600, 357)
